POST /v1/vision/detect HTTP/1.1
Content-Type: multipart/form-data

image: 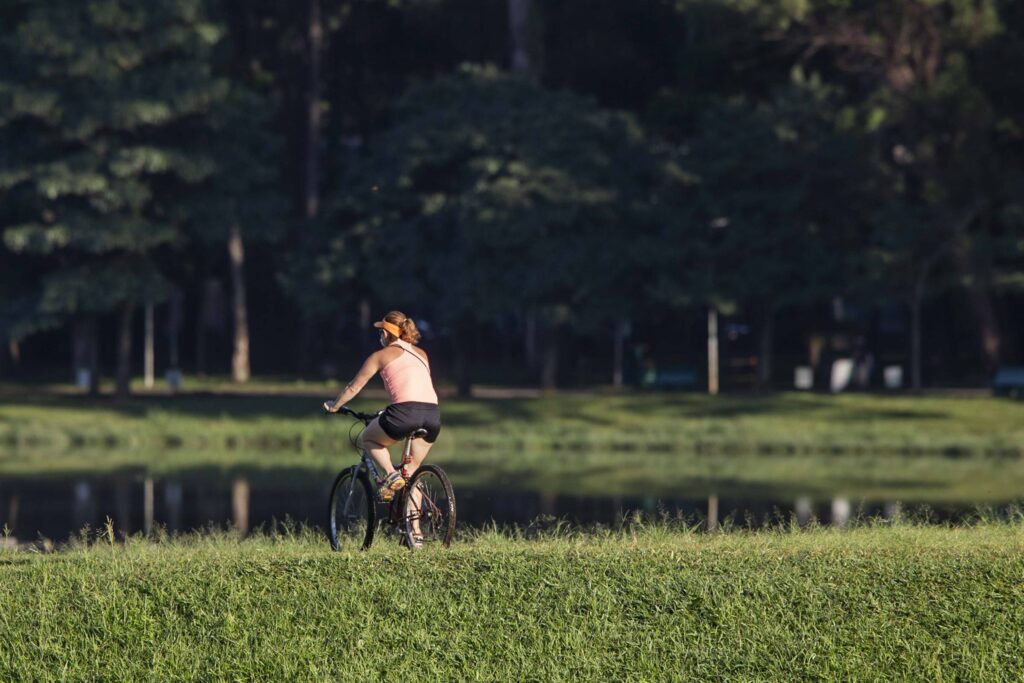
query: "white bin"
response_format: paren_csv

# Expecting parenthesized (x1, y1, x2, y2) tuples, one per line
(794, 366, 813, 390)
(883, 365, 903, 390)
(830, 358, 854, 393)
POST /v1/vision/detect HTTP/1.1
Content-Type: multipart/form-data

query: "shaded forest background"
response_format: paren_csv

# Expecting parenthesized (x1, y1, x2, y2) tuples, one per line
(1, 0, 1022, 395)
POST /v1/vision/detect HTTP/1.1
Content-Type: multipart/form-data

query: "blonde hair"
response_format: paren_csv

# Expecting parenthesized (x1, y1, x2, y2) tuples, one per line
(382, 310, 421, 344)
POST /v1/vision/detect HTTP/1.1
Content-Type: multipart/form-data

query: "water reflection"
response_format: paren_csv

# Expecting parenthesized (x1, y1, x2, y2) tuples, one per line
(0, 468, 1017, 543)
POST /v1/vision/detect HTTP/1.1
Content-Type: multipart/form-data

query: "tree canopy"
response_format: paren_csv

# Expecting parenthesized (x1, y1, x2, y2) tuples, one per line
(1, 0, 1022, 391)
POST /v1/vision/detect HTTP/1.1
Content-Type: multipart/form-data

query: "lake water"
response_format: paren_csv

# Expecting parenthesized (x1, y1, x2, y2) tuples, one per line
(2, 456, 1019, 544)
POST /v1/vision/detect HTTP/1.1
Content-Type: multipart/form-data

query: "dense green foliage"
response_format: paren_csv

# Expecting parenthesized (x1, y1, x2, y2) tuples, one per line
(0, 0, 225, 320)
(2, 524, 1022, 681)
(1, 0, 1024, 391)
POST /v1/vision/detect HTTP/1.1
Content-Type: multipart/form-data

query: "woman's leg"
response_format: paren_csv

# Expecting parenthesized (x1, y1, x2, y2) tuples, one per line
(401, 439, 433, 479)
(404, 439, 434, 538)
(360, 418, 398, 476)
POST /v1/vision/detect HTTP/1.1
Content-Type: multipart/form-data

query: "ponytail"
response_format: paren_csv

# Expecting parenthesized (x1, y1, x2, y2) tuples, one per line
(399, 316, 421, 344)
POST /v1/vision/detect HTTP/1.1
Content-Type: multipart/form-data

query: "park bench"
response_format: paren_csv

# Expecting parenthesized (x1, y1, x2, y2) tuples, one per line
(993, 367, 1024, 397)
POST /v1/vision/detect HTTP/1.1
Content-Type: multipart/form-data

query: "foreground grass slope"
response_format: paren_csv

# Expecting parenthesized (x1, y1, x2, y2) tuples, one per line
(2, 525, 1023, 681)
(2, 382, 1023, 456)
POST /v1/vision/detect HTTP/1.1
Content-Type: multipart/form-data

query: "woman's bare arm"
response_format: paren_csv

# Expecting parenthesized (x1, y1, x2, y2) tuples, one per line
(325, 352, 384, 412)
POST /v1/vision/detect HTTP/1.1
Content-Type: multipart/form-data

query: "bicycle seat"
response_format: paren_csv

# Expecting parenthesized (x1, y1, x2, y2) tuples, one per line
(409, 428, 429, 440)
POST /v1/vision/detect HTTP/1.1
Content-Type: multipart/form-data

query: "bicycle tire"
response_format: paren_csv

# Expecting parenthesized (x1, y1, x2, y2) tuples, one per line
(400, 464, 456, 549)
(327, 466, 375, 550)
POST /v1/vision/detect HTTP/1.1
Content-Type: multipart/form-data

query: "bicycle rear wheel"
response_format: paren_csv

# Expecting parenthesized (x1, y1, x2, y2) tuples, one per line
(401, 464, 456, 549)
(327, 466, 375, 550)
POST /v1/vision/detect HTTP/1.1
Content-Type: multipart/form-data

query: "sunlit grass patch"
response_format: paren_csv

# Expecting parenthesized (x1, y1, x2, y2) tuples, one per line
(1, 520, 1022, 681)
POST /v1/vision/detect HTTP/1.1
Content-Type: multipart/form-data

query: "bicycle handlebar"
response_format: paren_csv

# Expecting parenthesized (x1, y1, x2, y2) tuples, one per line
(323, 402, 380, 423)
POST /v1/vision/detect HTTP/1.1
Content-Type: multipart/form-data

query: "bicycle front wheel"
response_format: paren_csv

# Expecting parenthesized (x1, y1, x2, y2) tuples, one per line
(401, 464, 456, 549)
(327, 466, 375, 550)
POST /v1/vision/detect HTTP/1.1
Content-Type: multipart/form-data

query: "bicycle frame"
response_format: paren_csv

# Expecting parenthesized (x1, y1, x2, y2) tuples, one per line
(340, 434, 417, 518)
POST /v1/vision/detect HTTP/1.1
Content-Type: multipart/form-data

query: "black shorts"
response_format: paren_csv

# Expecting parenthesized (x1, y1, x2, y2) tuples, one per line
(378, 402, 441, 443)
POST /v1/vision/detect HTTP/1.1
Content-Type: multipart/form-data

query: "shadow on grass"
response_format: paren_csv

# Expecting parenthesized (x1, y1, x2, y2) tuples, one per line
(0, 386, 977, 433)
(833, 409, 949, 421)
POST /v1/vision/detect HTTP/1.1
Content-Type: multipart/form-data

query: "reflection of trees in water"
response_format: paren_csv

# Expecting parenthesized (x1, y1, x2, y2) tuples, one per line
(165, 481, 183, 532)
(232, 479, 250, 536)
(0, 457, 1020, 542)
(143, 478, 153, 536)
(73, 481, 93, 532)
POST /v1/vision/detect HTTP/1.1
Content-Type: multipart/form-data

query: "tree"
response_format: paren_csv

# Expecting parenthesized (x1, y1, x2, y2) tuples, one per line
(784, 0, 1002, 384)
(864, 199, 984, 389)
(684, 79, 864, 388)
(173, 84, 286, 383)
(304, 65, 673, 392)
(0, 0, 228, 396)
(976, 1, 1024, 362)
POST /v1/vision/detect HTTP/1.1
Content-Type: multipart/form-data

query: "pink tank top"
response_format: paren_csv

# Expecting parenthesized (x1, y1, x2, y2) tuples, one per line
(379, 340, 438, 405)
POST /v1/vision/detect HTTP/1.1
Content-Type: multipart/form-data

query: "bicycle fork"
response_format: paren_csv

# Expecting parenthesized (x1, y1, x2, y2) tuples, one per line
(340, 454, 379, 518)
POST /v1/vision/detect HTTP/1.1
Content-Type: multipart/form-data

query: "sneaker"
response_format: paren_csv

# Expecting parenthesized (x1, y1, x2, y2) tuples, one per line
(378, 471, 406, 502)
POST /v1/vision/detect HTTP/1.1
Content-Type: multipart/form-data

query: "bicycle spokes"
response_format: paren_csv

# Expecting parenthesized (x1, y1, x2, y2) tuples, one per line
(328, 468, 375, 551)
(402, 466, 455, 548)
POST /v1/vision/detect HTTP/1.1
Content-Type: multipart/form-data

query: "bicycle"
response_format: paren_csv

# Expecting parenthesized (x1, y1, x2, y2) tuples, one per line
(325, 405, 456, 551)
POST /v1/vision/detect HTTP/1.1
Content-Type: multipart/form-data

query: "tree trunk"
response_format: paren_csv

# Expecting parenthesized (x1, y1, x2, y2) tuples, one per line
(612, 319, 629, 388)
(906, 239, 951, 392)
(144, 302, 155, 388)
(72, 318, 89, 385)
(166, 288, 182, 392)
(71, 317, 100, 393)
(524, 310, 537, 370)
(951, 247, 1001, 373)
(228, 220, 251, 383)
(116, 303, 135, 398)
(304, 0, 322, 222)
(7, 338, 20, 366)
(541, 328, 559, 392)
(195, 289, 207, 378)
(972, 292, 1001, 373)
(452, 319, 473, 398)
(359, 299, 373, 358)
(707, 307, 719, 395)
(508, 0, 532, 74)
(757, 306, 775, 390)
(909, 282, 924, 391)
(168, 288, 182, 369)
(508, 0, 542, 78)
(296, 0, 322, 376)
(297, 320, 315, 377)
(0, 337, 11, 378)
(87, 315, 99, 395)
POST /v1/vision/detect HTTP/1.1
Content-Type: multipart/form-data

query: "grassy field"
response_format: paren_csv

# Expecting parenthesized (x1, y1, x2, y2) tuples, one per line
(2, 382, 1023, 457)
(2, 523, 1022, 681)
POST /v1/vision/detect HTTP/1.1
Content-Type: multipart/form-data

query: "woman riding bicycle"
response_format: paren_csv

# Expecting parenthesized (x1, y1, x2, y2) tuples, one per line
(324, 311, 440, 502)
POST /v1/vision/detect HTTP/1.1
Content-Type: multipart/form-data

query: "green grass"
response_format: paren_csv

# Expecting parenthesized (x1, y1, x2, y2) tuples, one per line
(2, 383, 1023, 456)
(2, 523, 1023, 681)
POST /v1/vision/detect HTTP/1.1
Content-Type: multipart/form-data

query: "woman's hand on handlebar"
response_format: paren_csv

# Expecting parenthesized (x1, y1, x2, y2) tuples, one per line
(323, 400, 346, 414)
